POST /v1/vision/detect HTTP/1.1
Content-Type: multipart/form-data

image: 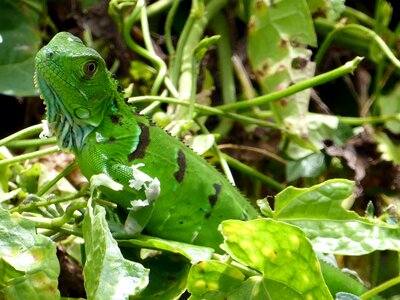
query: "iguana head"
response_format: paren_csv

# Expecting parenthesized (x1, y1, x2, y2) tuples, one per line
(34, 32, 116, 151)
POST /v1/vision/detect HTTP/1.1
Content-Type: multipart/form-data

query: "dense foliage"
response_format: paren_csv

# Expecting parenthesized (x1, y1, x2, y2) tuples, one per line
(1, 0, 400, 299)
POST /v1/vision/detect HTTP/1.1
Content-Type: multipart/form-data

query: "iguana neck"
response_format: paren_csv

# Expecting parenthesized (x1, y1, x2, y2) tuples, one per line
(54, 108, 96, 152)
(55, 89, 119, 153)
(39, 78, 118, 153)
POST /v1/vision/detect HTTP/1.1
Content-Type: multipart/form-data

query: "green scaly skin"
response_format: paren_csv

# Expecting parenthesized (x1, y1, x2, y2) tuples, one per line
(35, 33, 383, 298)
(34, 32, 258, 250)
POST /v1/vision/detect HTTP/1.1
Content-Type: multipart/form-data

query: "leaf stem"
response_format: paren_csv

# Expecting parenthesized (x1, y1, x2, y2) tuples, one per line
(0, 146, 59, 167)
(0, 124, 43, 147)
(10, 189, 88, 214)
(214, 57, 363, 111)
(315, 24, 400, 69)
(36, 161, 77, 197)
(360, 275, 400, 299)
(5, 137, 56, 148)
(24, 200, 87, 229)
(128, 96, 279, 129)
(210, 12, 235, 136)
(221, 154, 284, 191)
(164, 0, 181, 55)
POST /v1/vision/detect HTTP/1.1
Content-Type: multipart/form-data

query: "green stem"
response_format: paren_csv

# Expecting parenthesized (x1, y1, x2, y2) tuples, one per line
(215, 56, 363, 111)
(252, 110, 400, 126)
(5, 137, 56, 148)
(26, 200, 87, 229)
(164, 0, 181, 56)
(232, 55, 256, 99)
(196, 121, 235, 185)
(36, 162, 77, 197)
(121, 0, 166, 96)
(11, 189, 88, 214)
(360, 276, 400, 299)
(315, 24, 400, 69)
(336, 114, 400, 125)
(174, 0, 228, 117)
(169, 2, 198, 85)
(343, 6, 375, 27)
(0, 146, 59, 167)
(222, 154, 284, 192)
(128, 96, 279, 129)
(0, 124, 43, 147)
(146, 0, 175, 18)
(210, 12, 235, 136)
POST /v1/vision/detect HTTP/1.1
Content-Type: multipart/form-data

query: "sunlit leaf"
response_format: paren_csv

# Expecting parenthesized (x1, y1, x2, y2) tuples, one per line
(187, 260, 245, 300)
(220, 219, 332, 299)
(274, 179, 400, 255)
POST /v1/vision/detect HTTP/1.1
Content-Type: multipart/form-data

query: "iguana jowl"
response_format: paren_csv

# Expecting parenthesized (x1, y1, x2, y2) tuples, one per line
(34, 32, 258, 250)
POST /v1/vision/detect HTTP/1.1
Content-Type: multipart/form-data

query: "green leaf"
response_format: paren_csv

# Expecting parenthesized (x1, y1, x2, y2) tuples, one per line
(118, 235, 214, 263)
(285, 114, 353, 160)
(307, 0, 346, 21)
(17, 162, 41, 193)
(247, 0, 316, 141)
(220, 219, 332, 299)
(374, 131, 400, 164)
(0, 0, 43, 96)
(377, 83, 400, 134)
(82, 204, 149, 299)
(120, 249, 190, 299)
(229, 276, 315, 300)
(187, 260, 245, 300)
(286, 152, 326, 182)
(194, 35, 221, 62)
(274, 179, 400, 255)
(0, 207, 60, 299)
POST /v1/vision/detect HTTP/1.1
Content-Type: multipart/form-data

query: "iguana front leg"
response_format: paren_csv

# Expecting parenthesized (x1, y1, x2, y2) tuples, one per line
(90, 161, 161, 238)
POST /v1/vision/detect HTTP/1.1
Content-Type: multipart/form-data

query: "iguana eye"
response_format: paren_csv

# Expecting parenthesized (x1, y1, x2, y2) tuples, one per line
(83, 61, 97, 77)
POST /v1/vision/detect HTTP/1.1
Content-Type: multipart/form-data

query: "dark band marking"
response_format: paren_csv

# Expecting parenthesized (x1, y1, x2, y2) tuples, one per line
(208, 184, 222, 207)
(174, 149, 186, 182)
(127, 123, 150, 161)
(110, 114, 122, 125)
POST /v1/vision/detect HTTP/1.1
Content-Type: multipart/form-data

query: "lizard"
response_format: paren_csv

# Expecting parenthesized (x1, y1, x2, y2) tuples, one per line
(33, 32, 384, 299)
(34, 32, 259, 251)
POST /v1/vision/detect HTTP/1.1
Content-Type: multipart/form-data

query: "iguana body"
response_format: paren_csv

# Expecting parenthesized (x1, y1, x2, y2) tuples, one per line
(34, 32, 258, 250)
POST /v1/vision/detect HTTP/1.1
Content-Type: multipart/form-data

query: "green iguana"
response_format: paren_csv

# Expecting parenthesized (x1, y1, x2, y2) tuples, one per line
(34, 32, 382, 299)
(34, 32, 259, 250)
